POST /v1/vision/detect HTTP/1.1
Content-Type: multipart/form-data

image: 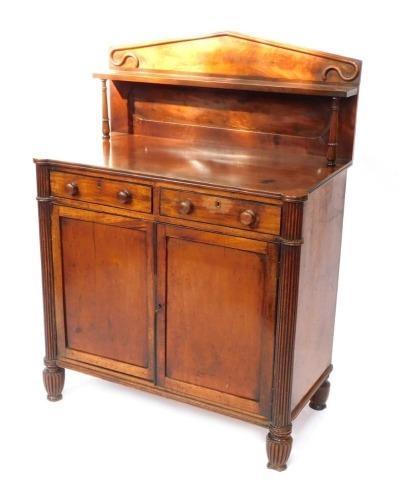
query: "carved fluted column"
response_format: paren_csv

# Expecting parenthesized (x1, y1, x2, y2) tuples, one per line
(36, 163, 65, 401)
(267, 200, 303, 471)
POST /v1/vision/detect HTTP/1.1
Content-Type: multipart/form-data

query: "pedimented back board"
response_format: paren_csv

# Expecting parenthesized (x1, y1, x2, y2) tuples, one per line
(94, 32, 361, 163)
(108, 32, 361, 85)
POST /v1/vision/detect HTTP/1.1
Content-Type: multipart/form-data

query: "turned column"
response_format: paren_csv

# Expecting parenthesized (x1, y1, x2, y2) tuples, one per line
(326, 97, 340, 167)
(36, 163, 65, 401)
(101, 79, 110, 139)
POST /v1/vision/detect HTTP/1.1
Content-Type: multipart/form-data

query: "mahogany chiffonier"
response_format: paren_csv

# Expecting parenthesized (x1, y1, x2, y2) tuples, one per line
(34, 32, 361, 471)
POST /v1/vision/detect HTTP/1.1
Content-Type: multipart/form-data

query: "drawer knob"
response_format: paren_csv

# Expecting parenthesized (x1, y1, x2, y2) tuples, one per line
(116, 189, 132, 204)
(65, 182, 78, 196)
(178, 200, 194, 215)
(240, 209, 256, 226)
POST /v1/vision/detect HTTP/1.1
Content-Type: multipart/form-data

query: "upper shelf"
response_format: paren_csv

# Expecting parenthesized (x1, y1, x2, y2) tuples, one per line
(93, 69, 358, 97)
(93, 32, 361, 98)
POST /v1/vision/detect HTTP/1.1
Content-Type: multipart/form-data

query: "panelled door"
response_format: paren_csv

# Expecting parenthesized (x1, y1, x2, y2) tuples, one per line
(156, 225, 278, 418)
(52, 205, 156, 381)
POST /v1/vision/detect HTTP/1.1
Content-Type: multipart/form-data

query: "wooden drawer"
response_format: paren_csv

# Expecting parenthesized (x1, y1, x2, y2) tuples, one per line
(160, 189, 281, 235)
(50, 171, 152, 213)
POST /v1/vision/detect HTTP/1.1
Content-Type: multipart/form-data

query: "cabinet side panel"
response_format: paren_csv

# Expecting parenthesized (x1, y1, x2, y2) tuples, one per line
(291, 171, 347, 411)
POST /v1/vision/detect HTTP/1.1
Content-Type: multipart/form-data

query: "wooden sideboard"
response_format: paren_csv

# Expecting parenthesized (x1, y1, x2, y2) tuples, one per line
(34, 32, 361, 471)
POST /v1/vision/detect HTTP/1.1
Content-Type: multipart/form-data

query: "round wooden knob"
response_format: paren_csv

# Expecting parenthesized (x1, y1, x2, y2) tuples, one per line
(178, 200, 194, 214)
(116, 189, 132, 204)
(239, 209, 256, 226)
(65, 182, 78, 196)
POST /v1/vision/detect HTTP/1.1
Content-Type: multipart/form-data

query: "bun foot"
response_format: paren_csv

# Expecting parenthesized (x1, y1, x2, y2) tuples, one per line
(309, 379, 330, 411)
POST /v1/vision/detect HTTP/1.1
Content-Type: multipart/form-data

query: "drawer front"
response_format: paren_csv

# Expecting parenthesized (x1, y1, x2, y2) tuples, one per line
(160, 189, 281, 235)
(50, 171, 152, 213)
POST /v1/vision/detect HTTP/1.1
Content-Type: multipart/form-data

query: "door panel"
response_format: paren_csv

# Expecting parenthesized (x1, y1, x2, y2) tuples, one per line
(52, 206, 155, 380)
(157, 225, 278, 416)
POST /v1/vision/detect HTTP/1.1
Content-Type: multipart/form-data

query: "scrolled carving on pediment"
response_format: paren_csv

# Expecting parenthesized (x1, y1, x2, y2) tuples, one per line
(110, 48, 139, 70)
(107, 32, 361, 86)
(321, 60, 360, 82)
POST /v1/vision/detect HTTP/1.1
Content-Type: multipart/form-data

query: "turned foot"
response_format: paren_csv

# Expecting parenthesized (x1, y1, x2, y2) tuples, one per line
(266, 425, 293, 472)
(43, 360, 65, 402)
(309, 380, 330, 411)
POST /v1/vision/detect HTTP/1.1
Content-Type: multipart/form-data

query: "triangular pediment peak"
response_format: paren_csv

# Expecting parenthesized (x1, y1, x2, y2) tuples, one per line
(108, 32, 361, 85)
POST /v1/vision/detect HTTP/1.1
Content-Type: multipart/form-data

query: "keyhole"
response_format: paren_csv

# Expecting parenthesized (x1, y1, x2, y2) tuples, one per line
(215, 200, 221, 208)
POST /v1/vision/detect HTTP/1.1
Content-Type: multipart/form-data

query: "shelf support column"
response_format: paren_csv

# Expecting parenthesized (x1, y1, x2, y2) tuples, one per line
(101, 79, 110, 140)
(327, 97, 340, 166)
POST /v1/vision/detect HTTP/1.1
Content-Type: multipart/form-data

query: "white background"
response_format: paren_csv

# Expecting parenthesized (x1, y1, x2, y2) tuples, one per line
(1, 1, 400, 498)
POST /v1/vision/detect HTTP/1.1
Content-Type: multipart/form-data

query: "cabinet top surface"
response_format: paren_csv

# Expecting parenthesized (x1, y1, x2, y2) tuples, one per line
(34, 134, 349, 200)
